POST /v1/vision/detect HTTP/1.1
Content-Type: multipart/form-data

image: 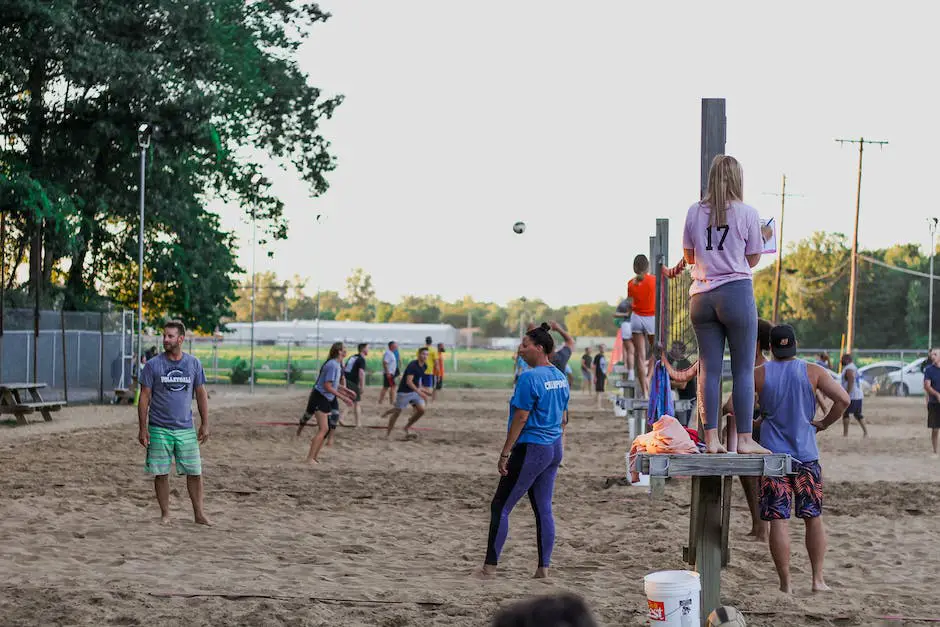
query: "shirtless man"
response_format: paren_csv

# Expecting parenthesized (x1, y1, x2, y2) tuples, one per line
(755, 324, 849, 594)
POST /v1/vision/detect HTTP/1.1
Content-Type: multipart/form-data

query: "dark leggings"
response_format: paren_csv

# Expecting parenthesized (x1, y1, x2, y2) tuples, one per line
(485, 439, 563, 568)
(690, 279, 757, 433)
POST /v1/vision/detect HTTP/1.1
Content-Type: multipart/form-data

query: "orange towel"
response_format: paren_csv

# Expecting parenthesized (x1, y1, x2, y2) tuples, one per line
(629, 415, 698, 482)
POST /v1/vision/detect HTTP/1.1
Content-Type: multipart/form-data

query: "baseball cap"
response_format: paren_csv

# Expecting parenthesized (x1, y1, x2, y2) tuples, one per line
(770, 324, 797, 359)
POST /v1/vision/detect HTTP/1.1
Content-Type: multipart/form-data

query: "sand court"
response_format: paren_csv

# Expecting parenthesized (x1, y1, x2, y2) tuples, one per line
(0, 389, 937, 625)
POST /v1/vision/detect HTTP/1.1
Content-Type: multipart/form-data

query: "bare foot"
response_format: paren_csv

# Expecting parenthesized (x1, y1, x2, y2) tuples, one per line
(160, 515, 171, 525)
(779, 583, 792, 594)
(737, 441, 772, 455)
(812, 581, 831, 593)
(473, 565, 498, 579)
(746, 529, 769, 542)
(304, 457, 320, 465)
(533, 567, 550, 579)
(194, 515, 213, 526)
(703, 429, 727, 454)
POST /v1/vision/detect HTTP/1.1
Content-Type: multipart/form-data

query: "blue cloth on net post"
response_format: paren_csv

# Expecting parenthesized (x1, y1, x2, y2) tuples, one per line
(647, 360, 675, 427)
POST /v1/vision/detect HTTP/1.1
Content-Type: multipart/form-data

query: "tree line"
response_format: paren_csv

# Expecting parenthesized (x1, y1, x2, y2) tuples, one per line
(1, 0, 341, 333)
(233, 233, 938, 349)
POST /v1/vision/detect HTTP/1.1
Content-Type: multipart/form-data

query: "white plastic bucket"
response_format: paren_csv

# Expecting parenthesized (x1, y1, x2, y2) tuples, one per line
(643, 570, 700, 625)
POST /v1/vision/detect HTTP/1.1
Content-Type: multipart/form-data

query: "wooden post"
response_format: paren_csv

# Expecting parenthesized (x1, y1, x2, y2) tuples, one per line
(701, 99, 727, 197)
(696, 475, 723, 621)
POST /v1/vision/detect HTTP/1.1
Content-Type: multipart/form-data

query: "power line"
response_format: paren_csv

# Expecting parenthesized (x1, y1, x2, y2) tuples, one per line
(859, 254, 939, 280)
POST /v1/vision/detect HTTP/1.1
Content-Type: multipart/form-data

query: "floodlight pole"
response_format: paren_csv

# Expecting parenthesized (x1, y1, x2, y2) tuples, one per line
(250, 208, 256, 394)
(136, 126, 151, 377)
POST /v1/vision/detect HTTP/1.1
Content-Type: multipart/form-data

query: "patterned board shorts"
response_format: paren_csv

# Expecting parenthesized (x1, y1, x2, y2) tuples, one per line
(759, 459, 822, 520)
(145, 425, 202, 476)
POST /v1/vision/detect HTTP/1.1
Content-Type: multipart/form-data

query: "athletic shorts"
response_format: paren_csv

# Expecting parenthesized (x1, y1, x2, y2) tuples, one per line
(382, 373, 397, 389)
(581, 368, 592, 381)
(347, 380, 362, 402)
(145, 425, 202, 476)
(420, 373, 434, 388)
(396, 391, 425, 409)
(843, 399, 863, 420)
(435, 377, 443, 390)
(620, 320, 633, 338)
(595, 374, 606, 392)
(759, 459, 822, 520)
(929, 404, 940, 429)
(306, 389, 338, 415)
(631, 314, 655, 336)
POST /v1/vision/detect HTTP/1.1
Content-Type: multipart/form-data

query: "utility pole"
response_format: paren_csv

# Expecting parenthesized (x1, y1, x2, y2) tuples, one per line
(835, 137, 888, 354)
(763, 175, 803, 324)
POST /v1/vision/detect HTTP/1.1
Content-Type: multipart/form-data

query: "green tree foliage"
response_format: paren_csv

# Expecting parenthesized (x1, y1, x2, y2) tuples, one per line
(224, 235, 939, 348)
(565, 302, 616, 336)
(0, 0, 341, 332)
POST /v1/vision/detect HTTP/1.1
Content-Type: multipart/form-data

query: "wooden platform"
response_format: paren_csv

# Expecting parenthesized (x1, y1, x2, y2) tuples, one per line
(635, 453, 792, 477)
(634, 452, 794, 625)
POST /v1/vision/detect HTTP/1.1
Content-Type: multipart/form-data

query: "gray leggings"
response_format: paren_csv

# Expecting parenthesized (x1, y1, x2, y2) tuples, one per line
(690, 279, 757, 433)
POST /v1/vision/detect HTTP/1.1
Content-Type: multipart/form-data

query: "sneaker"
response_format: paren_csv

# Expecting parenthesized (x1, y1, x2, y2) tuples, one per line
(627, 371, 635, 381)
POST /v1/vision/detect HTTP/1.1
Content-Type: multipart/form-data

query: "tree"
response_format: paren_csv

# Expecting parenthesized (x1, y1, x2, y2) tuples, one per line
(0, 0, 342, 331)
(375, 301, 395, 323)
(565, 303, 616, 337)
(343, 268, 375, 321)
(316, 291, 347, 319)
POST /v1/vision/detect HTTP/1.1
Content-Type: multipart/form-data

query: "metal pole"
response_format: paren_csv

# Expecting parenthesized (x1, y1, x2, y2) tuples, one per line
(249, 209, 256, 394)
(772, 174, 787, 323)
(930, 218, 937, 349)
(315, 287, 320, 363)
(137, 146, 146, 382)
(33, 223, 40, 383)
(98, 311, 104, 402)
(120, 309, 126, 388)
(60, 308, 68, 402)
(0, 209, 4, 382)
(845, 140, 864, 354)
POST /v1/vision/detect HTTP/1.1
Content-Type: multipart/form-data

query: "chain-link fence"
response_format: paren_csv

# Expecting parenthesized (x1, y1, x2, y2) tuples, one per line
(0, 308, 135, 403)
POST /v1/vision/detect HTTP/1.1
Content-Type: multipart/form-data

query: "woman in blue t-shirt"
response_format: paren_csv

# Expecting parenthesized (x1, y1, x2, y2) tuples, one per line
(297, 342, 355, 464)
(482, 323, 570, 579)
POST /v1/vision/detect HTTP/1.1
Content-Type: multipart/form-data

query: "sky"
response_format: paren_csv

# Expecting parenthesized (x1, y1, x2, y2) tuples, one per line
(214, 1, 940, 308)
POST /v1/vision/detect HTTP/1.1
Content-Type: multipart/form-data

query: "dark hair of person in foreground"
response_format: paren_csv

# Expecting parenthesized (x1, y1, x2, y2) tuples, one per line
(491, 594, 598, 627)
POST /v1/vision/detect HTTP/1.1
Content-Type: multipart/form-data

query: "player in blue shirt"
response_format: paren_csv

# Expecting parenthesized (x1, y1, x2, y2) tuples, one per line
(297, 342, 356, 464)
(482, 323, 569, 579)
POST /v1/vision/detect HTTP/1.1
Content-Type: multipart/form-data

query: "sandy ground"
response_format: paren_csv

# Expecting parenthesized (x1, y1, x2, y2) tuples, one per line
(0, 387, 938, 626)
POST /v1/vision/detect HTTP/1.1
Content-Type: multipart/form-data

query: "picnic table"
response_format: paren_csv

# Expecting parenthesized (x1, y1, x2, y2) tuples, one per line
(635, 453, 793, 625)
(0, 383, 66, 425)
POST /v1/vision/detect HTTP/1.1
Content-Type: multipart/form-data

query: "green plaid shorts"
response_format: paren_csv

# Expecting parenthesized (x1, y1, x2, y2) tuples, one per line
(145, 425, 202, 476)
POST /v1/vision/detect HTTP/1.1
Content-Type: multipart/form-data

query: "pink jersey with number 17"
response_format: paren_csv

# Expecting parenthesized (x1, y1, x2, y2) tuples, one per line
(682, 201, 763, 296)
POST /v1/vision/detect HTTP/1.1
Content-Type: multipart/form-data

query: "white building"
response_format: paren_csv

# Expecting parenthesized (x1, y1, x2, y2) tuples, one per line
(224, 320, 458, 348)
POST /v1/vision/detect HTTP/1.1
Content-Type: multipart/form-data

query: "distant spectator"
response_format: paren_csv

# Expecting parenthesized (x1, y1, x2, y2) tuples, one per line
(815, 353, 832, 370)
(434, 343, 446, 400)
(491, 594, 597, 627)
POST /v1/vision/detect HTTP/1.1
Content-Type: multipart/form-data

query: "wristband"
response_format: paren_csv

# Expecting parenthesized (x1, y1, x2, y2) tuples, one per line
(500, 453, 510, 458)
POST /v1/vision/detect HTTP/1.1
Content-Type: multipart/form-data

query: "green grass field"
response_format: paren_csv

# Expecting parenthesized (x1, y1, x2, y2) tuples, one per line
(191, 345, 519, 389)
(186, 341, 921, 390)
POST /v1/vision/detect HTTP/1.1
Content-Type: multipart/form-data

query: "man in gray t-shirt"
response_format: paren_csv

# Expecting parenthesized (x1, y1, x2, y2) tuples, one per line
(137, 320, 211, 525)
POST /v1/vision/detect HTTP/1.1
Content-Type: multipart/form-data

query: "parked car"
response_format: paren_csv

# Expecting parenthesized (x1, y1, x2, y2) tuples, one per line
(884, 358, 928, 397)
(857, 361, 905, 396)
